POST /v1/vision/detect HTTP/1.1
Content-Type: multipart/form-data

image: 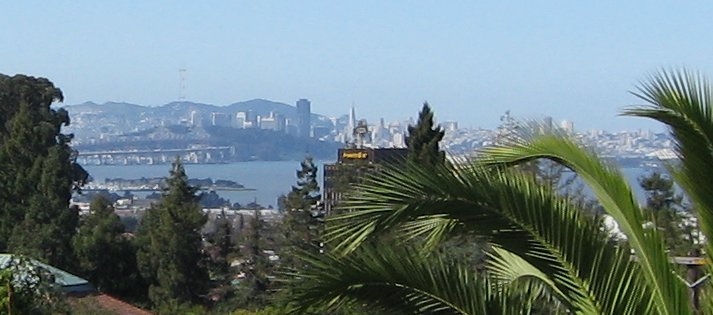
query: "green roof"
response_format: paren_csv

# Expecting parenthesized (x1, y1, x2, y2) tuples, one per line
(0, 254, 95, 293)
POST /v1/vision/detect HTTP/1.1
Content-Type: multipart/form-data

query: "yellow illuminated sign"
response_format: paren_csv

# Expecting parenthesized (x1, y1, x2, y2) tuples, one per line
(342, 151, 368, 159)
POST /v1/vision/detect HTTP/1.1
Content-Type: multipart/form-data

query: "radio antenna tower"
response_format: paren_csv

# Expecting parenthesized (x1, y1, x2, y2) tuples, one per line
(178, 68, 187, 100)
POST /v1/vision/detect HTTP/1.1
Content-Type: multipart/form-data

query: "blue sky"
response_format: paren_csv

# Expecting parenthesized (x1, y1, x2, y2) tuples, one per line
(2, 1, 713, 131)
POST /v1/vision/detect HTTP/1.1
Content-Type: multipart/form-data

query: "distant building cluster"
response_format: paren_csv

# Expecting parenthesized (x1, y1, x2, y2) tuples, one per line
(187, 99, 314, 139)
(440, 118, 673, 160)
(197, 102, 422, 148)
(195, 109, 291, 134)
(65, 99, 676, 162)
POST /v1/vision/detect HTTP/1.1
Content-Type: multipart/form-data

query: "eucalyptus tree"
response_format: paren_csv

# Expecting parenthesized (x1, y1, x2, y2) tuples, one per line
(0, 74, 88, 269)
(287, 70, 713, 315)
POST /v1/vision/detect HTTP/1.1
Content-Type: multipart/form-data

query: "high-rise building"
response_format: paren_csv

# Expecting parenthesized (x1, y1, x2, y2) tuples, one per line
(560, 120, 574, 134)
(344, 105, 357, 143)
(441, 121, 458, 132)
(259, 112, 285, 131)
(245, 110, 257, 128)
(323, 147, 408, 214)
(189, 110, 200, 126)
(234, 112, 247, 128)
(349, 105, 357, 131)
(543, 116, 554, 133)
(296, 99, 311, 138)
(211, 112, 231, 127)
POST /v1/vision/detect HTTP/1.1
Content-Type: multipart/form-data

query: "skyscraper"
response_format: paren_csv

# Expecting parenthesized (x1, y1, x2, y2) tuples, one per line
(349, 105, 357, 131)
(345, 104, 357, 143)
(296, 99, 311, 138)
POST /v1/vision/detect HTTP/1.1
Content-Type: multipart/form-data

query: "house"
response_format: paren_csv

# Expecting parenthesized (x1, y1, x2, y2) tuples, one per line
(0, 254, 152, 315)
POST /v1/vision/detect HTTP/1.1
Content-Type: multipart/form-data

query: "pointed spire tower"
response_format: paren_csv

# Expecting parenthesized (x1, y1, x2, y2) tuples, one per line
(345, 103, 357, 144)
(349, 103, 357, 131)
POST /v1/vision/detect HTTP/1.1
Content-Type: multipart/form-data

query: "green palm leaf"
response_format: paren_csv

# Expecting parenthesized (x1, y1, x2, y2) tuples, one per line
(480, 135, 689, 314)
(326, 161, 652, 314)
(624, 69, 713, 262)
(287, 244, 534, 315)
(487, 246, 566, 301)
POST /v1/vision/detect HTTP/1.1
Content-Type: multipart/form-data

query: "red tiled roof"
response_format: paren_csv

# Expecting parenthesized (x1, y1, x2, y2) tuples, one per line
(70, 293, 153, 315)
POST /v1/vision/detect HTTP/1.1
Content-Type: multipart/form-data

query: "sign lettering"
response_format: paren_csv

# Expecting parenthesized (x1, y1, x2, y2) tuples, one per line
(342, 151, 368, 159)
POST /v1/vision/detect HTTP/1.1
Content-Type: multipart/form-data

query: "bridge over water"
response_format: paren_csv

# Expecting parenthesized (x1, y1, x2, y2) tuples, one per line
(76, 146, 234, 165)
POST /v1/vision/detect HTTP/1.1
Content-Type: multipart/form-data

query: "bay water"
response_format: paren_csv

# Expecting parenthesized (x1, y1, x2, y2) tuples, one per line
(83, 161, 326, 208)
(82, 161, 658, 208)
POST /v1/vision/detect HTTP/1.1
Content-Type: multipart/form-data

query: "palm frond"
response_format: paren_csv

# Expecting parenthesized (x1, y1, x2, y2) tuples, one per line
(327, 161, 653, 314)
(286, 244, 534, 315)
(487, 246, 567, 302)
(624, 69, 713, 262)
(480, 135, 688, 315)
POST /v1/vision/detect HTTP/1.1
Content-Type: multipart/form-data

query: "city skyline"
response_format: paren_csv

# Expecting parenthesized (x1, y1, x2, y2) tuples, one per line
(4, 2, 713, 131)
(62, 97, 665, 135)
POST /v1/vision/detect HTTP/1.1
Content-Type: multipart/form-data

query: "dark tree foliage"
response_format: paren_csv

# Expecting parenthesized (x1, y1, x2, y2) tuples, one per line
(287, 157, 321, 210)
(204, 210, 239, 309)
(282, 157, 323, 263)
(639, 171, 697, 256)
(198, 190, 231, 208)
(405, 102, 445, 166)
(208, 210, 234, 278)
(0, 74, 87, 269)
(73, 196, 145, 299)
(135, 158, 210, 310)
(234, 210, 274, 309)
(271, 157, 326, 310)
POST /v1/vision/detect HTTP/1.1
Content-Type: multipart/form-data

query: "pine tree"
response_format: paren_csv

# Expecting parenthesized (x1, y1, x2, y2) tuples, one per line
(282, 156, 323, 262)
(73, 196, 143, 298)
(135, 158, 209, 310)
(639, 171, 697, 255)
(288, 157, 321, 210)
(234, 210, 273, 308)
(405, 102, 445, 166)
(209, 210, 234, 278)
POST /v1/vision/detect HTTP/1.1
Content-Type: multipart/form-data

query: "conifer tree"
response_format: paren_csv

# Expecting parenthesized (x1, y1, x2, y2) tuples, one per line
(639, 171, 697, 255)
(136, 158, 209, 310)
(73, 196, 143, 298)
(209, 210, 234, 278)
(282, 156, 323, 260)
(405, 102, 445, 166)
(234, 210, 273, 308)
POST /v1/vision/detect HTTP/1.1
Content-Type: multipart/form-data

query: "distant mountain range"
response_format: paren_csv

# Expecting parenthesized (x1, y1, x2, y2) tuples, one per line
(66, 98, 316, 119)
(61, 99, 346, 162)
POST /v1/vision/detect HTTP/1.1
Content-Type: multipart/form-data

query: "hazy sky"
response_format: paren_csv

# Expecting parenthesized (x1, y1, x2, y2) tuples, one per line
(3, 1, 713, 131)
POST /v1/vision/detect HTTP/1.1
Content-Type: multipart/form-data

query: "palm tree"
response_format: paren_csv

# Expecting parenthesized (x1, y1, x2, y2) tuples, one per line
(287, 70, 712, 315)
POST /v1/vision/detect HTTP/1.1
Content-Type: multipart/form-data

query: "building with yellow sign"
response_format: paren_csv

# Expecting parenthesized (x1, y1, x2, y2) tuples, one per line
(323, 148, 408, 214)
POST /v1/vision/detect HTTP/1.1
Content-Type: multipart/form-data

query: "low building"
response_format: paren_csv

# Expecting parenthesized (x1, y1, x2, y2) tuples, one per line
(0, 254, 151, 314)
(323, 148, 408, 214)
